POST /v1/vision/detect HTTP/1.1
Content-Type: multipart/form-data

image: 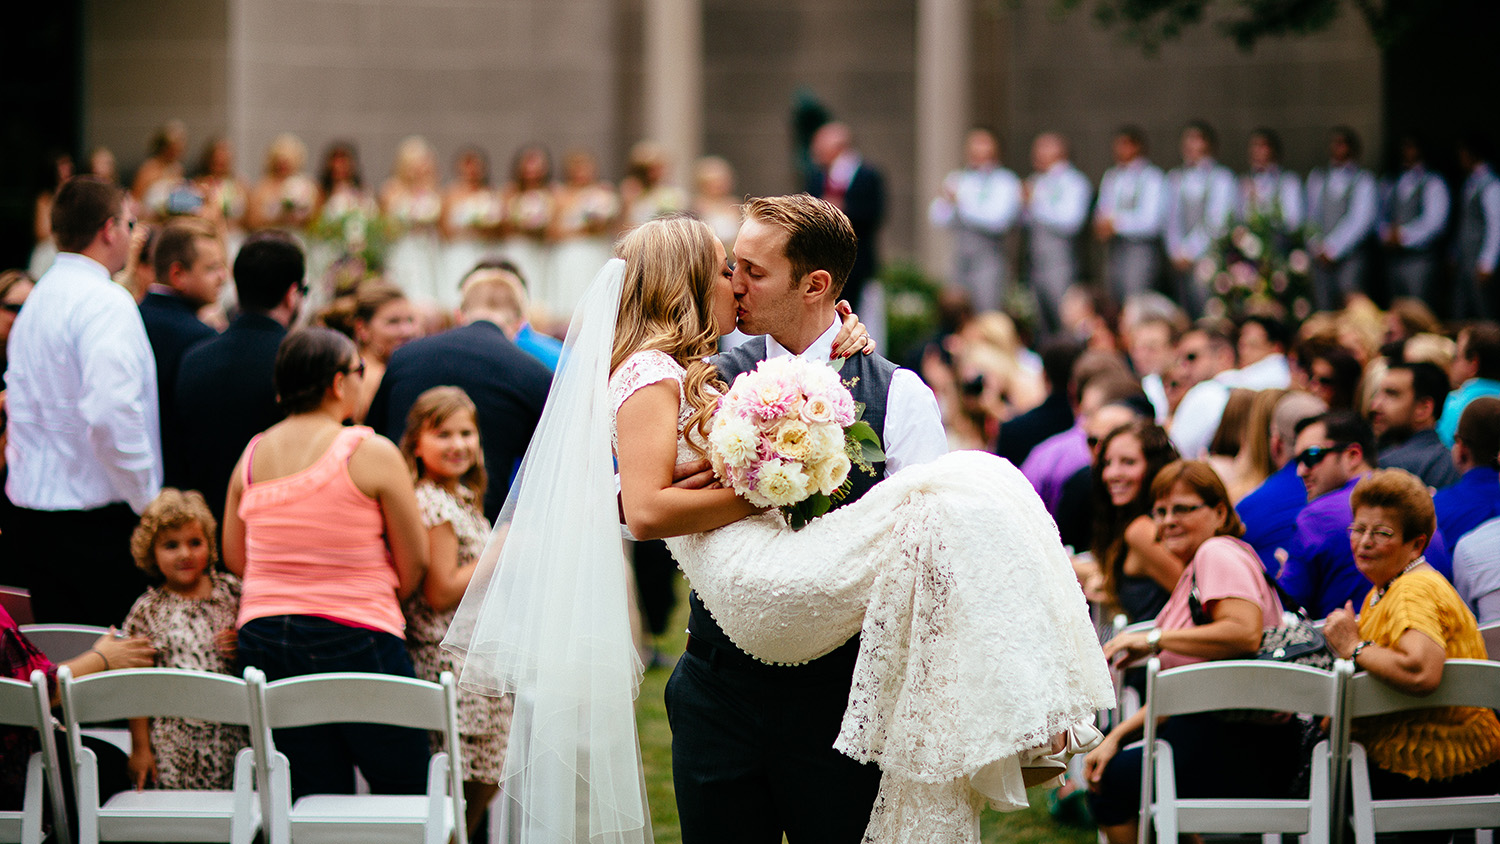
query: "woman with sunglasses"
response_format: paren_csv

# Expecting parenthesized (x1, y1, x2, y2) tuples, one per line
(1321, 469, 1500, 810)
(1082, 460, 1303, 844)
(221, 327, 432, 799)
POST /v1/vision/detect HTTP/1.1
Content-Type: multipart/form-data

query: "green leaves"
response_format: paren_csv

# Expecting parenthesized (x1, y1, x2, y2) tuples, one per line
(783, 492, 834, 531)
(847, 420, 886, 466)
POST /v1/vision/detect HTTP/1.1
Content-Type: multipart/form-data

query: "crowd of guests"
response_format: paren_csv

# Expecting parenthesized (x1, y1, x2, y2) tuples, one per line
(929, 123, 1500, 333)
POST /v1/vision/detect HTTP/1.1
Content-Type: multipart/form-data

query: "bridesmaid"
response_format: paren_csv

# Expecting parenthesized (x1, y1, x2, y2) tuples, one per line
(307, 141, 377, 311)
(499, 145, 557, 313)
(547, 149, 619, 322)
(134, 120, 189, 217)
(440, 147, 503, 312)
(692, 155, 742, 249)
(381, 137, 445, 308)
(619, 139, 686, 228)
(194, 137, 249, 260)
(246, 134, 318, 233)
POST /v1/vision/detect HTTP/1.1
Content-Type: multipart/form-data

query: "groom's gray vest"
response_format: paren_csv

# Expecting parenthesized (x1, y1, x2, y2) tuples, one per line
(684, 337, 897, 660)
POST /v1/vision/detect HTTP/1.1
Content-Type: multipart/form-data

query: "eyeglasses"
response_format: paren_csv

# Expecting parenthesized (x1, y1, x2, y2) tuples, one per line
(1151, 503, 1207, 521)
(1347, 524, 1399, 543)
(0, 303, 21, 314)
(346, 360, 366, 378)
(1294, 443, 1351, 469)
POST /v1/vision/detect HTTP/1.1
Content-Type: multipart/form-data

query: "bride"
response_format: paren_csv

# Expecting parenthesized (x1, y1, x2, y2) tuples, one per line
(443, 214, 1113, 844)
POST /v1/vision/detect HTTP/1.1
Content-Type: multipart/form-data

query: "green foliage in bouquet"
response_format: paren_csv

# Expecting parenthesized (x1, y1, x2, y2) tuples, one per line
(1204, 207, 1314, 322)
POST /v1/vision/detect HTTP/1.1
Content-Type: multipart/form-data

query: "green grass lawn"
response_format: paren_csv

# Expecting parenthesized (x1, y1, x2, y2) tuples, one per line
(632, 574, 1097, 844)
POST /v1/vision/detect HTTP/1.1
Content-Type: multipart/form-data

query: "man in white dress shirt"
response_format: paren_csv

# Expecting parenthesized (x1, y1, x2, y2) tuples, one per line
(667, 194, 947, 844)
(1238, 128, 1304, 233)
(4, 176, 161, 624)
(1024, 132, 1092, 336)
(1305, 127, 1378, 311)
(1453, 134, 1500, 320)
(1379, 134, 1450, 303)
(1165, 121, 1236, 318)
(1094, 126, 1166, 303)
(929, 127, 1022, 312)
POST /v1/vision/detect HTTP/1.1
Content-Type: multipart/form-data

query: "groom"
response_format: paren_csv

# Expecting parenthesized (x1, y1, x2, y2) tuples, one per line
(665, 194, 947, 843)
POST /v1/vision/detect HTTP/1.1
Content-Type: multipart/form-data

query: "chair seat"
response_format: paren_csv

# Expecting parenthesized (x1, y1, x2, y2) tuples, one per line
(288, 796, 454, 844)
(1367, 796, 1500, 832)
(1176, 799, 1316, 834)
(97, 790, 260, 841)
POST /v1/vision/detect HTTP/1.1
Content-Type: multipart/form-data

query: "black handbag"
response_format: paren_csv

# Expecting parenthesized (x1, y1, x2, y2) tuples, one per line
(1187, 556, 1334, 670)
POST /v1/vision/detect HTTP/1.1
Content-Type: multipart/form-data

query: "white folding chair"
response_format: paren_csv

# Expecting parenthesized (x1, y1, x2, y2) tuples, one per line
(1340, 659, 1500, 844)
(1109, 618, 1155, 730)
(16, 626, 108, 664)
(246, 669, 464, 844)
(1138, 656, 1350, 844)
(57, 666, 260, 844)
(1479, 621, 1500, 661)
(0, 671, 71, 844)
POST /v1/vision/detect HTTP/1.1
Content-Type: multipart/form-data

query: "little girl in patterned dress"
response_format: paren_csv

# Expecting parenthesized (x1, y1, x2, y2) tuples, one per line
(123, 488, 246, 791)
(398, 386, 511, 837)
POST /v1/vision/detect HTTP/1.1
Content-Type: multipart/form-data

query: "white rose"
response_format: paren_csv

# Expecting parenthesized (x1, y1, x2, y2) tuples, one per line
(755, 459, 811, 507)
(809, 450, 851, 496)
(810, 423, 845, 459)
(800, 395, 836, 425)
(772, 418, 813, 462)
(709, 416, 759, 469)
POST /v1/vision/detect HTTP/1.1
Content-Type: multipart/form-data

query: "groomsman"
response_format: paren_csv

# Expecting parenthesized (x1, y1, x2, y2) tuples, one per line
(806, 122, 886, 312)
(1094, 125, 1166, 304)
(1306, 126, 1378, 311)
(1165, 121, 1235, 317)
(1379, 134, 1450, 303)
(1453, 134, 1500, 319)
(1238, 128, 1303, 232)
(928, 127, 1022, 312)
(1023, 132, 1091, 334)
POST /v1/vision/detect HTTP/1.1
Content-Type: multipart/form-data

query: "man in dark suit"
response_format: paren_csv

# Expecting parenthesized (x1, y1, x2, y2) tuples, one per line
(805, 122, 885, 310)
(365, 267, 552, 520)
(174, 230, 304, 521)
(141, 218, 225, 488)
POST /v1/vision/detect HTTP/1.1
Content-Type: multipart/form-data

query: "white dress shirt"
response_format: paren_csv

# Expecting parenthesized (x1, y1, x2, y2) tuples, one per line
(1025, 162, 1092, 237)
(1095, 158, 1166, 239)
(1463, 164, 1500, 274)
(1379, 166, 1450, 249)
(1165, 160, 1236, 262)
(5, 252, 162, 513)
(766, 319, 948, 476)
(929, 167, 1022, 236)
(1306, 163, 1378, 261)
(1219, 353, 1292, 391)
(1239, 168, 1304, 231)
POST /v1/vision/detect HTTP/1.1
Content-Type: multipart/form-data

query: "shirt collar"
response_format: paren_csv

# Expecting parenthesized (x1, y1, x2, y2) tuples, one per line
(765, 317, 841, 363)
(829, 152, 861, 188)
(51, 251, 112, 280)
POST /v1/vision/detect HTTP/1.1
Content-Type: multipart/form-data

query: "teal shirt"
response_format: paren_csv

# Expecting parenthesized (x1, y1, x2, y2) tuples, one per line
(1438, 377, 1500, 446)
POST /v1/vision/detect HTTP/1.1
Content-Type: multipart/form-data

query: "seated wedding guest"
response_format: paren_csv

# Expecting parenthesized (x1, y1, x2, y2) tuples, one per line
(175, 231, 304, 523)
(1296, 338, 1362, 412)
(1088, 422, 1182, 622)
(1454, 516, 1500, 624)
(1056, 399, 1145, 555)
(1238, 391, 1327, 574)
(1084, 460, 1301, 844)
(1224, 315, 1291, 390)
(1022, 364, 1140, 517)
(1167, 323, 1237, 459)
(366, 266, 552, 520)
(1122, 311, 1183, 423)
(224, 327, 430, 799)
(1383, 298, 1444, 347)
(1322, 469, 1500, 802)
(1225, 388, 1287, 503)
(317, 280, 418, 422)
(1205, 388, 1255, 501)
(1434, 397, 1500, 547)
(0, 606, 153, 810)
(1282, 410, 1451, 617)
(1439, 322, 1500, 447)
(142, 218, 227, 488)
(995, 338, 1082, 466)
(1371, 360, 1459, 489)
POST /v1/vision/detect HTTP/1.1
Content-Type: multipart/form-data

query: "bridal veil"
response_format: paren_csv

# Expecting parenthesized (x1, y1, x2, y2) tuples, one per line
(443, 258, 652, 844)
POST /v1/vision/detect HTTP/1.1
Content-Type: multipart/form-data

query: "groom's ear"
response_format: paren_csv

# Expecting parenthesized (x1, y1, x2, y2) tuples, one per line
(802, 269, 834, 302)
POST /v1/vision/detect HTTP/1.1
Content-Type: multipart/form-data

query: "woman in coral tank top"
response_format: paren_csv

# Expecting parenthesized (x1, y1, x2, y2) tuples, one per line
(223, 326, 431, 799)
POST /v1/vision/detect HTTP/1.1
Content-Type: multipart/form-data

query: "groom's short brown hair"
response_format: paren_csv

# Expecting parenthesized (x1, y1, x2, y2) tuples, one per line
(742, 194, 857, 296)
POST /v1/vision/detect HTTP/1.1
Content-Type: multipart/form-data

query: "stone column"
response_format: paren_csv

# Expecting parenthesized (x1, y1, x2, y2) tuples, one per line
(643, 0, 702, 192)
(916, 0, 971, 279)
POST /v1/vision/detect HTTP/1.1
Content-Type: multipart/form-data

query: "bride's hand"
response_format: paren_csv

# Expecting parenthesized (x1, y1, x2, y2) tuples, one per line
(671, 459, 719, 490)
(831, 301, 877, 358)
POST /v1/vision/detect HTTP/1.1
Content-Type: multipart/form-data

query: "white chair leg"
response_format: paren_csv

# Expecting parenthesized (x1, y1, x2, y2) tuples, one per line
(1477, 829, 1494, 844)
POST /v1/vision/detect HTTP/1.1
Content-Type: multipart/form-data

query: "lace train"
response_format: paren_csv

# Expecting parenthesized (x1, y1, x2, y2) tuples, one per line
(667, 451, 1115, 843)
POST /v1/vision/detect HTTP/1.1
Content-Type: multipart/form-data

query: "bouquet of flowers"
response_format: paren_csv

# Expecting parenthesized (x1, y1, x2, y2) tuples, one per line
(707, 356, 884, 530)
(1202, 208, 1314, 321)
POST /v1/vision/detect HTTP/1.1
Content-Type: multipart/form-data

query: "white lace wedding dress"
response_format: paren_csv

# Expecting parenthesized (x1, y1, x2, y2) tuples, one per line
(610, 350, 1115, 844)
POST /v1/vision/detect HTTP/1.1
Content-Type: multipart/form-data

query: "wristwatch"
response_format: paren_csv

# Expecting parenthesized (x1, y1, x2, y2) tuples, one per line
(1146, 628, 1163, 655)
(1350, 640, 1374, 664)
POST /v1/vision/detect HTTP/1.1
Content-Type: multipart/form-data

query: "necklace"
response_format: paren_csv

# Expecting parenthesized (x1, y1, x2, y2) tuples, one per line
(1369, 557, 1426, 607)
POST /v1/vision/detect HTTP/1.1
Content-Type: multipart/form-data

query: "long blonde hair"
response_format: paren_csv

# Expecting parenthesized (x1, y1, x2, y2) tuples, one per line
(611, 215, 722, 452)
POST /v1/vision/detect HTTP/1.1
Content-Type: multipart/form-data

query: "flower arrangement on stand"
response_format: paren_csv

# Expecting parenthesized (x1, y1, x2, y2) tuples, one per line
(1201, 209, 1313, 322)
(308, 200, 389, 297)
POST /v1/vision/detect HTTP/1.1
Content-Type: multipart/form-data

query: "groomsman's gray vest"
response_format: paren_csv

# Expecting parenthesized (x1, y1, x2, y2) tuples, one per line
(1179, 182, 1209, 236)
(1458, 169, 1498, 269)
(684, 336, 896, 658)
(1392, 172, 1432, 229)
(1315, 169, 1354, 235)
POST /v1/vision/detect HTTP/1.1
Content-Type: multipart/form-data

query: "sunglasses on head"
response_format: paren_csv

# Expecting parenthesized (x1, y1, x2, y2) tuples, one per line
(1295, 443, 1350, 468)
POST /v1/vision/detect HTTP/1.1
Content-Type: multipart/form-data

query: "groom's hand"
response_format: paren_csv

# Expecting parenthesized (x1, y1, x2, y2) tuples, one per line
(672, 459, 717, 490)
(832, 300, 877, 358)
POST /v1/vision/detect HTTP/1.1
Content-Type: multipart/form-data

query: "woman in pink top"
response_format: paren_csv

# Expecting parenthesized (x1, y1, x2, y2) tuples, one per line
(223, 326, 430, 799)
(1081, 460, 1304, 844)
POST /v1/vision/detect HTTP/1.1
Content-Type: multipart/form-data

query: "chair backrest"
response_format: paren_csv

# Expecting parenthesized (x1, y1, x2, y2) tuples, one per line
(1146, 657, 1344, 720)
(257, 672, 449, 731)
(0, 671, 74, 844)
(17, 625, 108, 664)
(1479, 622, 1500, 662)
(0, 587, 33, 626)
(0, 676, 40, 730)
(1346, 658, 1500, 719)
(59, 667, 254, 726)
